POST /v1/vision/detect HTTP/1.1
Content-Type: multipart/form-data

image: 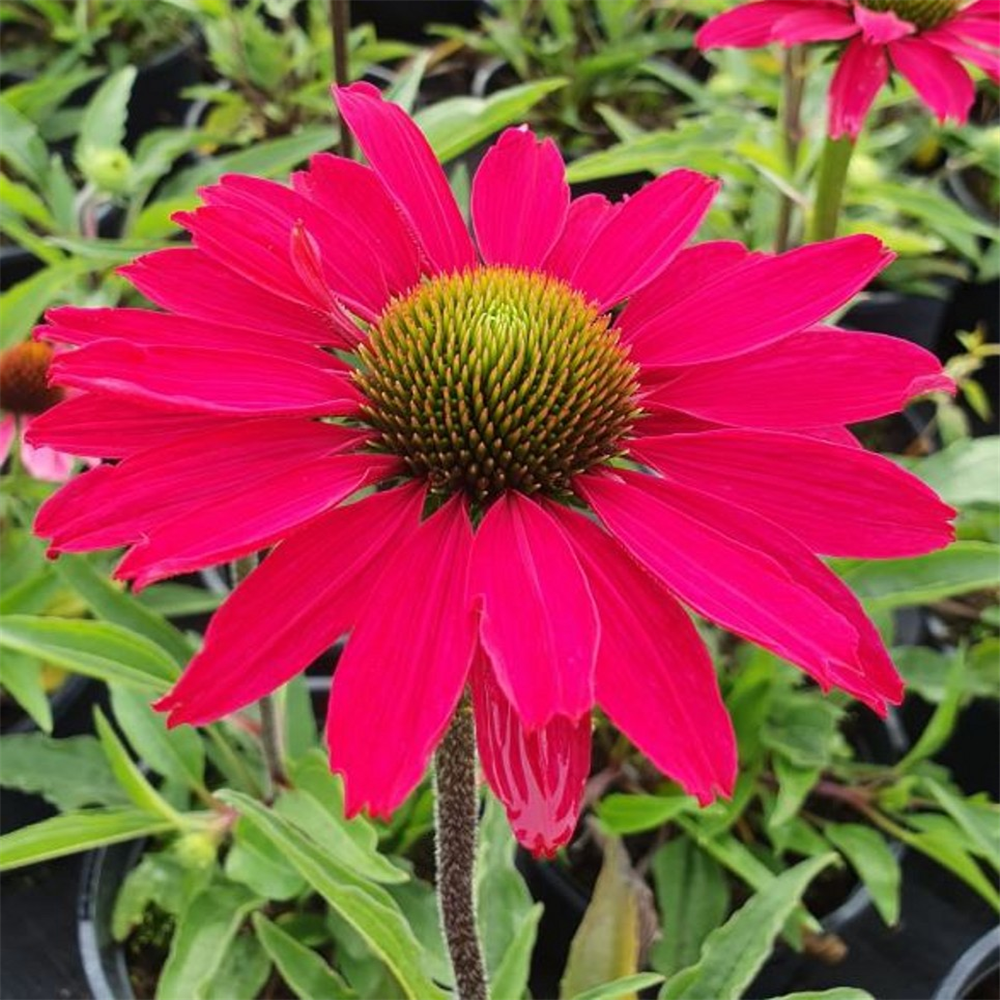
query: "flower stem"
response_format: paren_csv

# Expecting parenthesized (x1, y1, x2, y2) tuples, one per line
(230, 555, 286, 800)
(775, 46, 807, 253)
(809, 135, 855, 242)
(330, 0, 354, 160)
(434, 698, 489, 1000)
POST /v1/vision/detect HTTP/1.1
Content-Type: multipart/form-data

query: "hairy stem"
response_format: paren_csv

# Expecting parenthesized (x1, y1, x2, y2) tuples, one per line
(434, 699, 489, 1000)
(775, 46, 807, 253)
(330, 0, 354, 159)
(809, 134, 855, 242)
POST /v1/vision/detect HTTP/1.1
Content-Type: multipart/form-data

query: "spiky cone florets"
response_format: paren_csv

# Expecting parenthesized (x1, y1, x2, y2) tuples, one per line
(0, 342, 63, 416)
(357, 267, 642, 506)
(856, 0, 960, 29)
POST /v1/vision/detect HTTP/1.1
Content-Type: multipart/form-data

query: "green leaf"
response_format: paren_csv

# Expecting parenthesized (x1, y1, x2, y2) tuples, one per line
(155, 882, 262, 1000)
(891, 645, 999, 704)
(94, 708, 186, 826)
(905, 437, 1000, 508)
(75, 66, 136, 163)
(840, 542, 1000, 611)
(112, 849, 214, 941)
(768, 757, 820, 830)
(824, 824, 901, 926)
(490, 904, 543, 1000)
(0, 732, 128, 809)
(137, 583, 223, 617)
(253, 913, 356, 999)
(0, 263, 85, 349)
(661, 854, 837, 1000)
(217, 790, 446, 1000)
(561, 835, 646, 999)
(922, 780, 1000, 870)
(416, 79, 568, 163)
(0, 614, 178, 690)
(0, 809, 175, 870)
(572, 974, 668, 1000)
(649, 838, 729, 979)
(200, 929, 272, 1000)
(898, 648, 965, 771)
(0, 98, 48, 186)
(55, 556, 194, 665)
(225, 816, 308, 900)
(280, 751, 407, 884)
(902, 825, 1000, 910)
(0, 649, 52, 732)
(477, 793, 537, 977)
(597, 793, 695, 835)
(283, 675, 318, 762)
(763, 694, 841, 770)
(110, 686, 206, 794)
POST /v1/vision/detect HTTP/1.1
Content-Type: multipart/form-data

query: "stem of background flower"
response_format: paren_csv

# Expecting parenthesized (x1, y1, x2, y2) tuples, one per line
(330, 0, 354, 160)
(230, 555, 287, 799)
(775, 46, 807, 253)
(434, 697, 489, 1000)
(809, 135, 855, 242)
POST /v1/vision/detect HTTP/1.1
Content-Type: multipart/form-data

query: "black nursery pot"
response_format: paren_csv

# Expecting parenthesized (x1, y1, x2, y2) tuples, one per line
(934, 929, 1000, 1000)
(0, 244, 43, 292)
(78, 839, 143, 1000)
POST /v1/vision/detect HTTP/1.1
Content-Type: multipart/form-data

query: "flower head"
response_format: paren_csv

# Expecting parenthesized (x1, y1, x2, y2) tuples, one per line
(0, 341, 77, 481)
(696, 0, 1000, 138)
(31, 84, 956, 855)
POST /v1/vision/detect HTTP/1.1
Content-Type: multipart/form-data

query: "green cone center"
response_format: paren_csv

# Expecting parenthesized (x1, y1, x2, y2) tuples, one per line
(357, 267, 641, 503)
(856, 0, 959, 30)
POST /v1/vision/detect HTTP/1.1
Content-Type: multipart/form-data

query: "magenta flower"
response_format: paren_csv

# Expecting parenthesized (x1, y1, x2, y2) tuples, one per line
(31, 84, 955, 855)
(697, 0, 1000, 138)
(0, 342, 79, 482)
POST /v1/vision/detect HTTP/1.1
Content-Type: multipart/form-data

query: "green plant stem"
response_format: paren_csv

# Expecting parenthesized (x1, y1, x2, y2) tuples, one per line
(809, 134, 855, 242)
(330, 0, 353, 160)
(775, 46, 807, 253)
(230, 555, 286, 800)
(434, 698, 489, 1000)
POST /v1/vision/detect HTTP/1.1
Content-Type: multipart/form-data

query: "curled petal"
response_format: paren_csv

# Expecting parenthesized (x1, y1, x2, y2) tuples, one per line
(472, 649, 590, 857)
(829, 37, 890, 140)
(853, 4, 915, 43)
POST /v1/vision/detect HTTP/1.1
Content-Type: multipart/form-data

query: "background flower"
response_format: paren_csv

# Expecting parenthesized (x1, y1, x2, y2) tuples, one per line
(696, 0, 1000, 137)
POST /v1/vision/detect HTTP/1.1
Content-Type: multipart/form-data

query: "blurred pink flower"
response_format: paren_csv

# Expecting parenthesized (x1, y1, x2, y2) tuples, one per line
(32, 84, 956, 855)
(697, 0, 999, 137)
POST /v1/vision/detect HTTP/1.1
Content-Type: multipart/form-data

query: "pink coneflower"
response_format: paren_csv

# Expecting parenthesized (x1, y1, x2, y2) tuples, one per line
(31, 83, 955, 855)
(0, 342, 78, 482)
(697, 0, 1000, 138)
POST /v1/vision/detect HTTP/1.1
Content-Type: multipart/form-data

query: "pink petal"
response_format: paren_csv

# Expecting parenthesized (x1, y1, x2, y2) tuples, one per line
(49, 341, 358, 417)
(632, 429, 956, 558)
(770, 6, 859, 43)
(471, 127, 570, 268)
(543, 194, 617, 283)
(19, 428, 75, 482)
(551, 503, 736, 804)
(24, 395, 230, 459)
(925, 25, 1000, 81)
(644, 326, 955, 428)
(329, 495, 478, 819)
(472, 648, 590, 857)
(889, 36, 976, 124)
(853, 5, 915, 43)
(36, 418, 364, 553)
(578, 470, 902, 712)
(622, 235, 892, 366)
(333, 83, 475, 274)
(115, 452, 400, 589)
(292, 153, 426, 291)
(41, 306, 335, 365)
(569, 170, 719, 309)
(469, 492, 597, 728)
(0, 413, 16, 467)
(828, 37, 890, 139)
(119, 248, 340, 345)
(696, 1, 789, 48)
(156, 483, 425, 726)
